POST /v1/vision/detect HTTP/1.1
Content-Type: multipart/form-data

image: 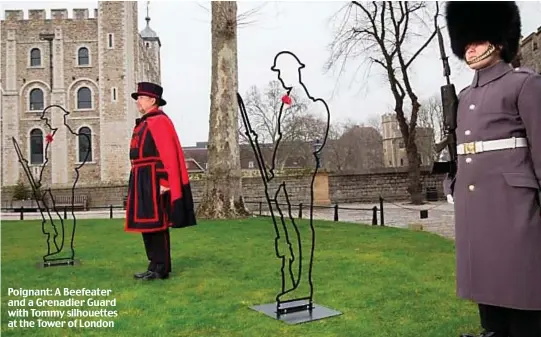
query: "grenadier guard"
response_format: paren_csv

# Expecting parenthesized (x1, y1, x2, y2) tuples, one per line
(125, 82, 197, 281)
(444, 2, 541, 336)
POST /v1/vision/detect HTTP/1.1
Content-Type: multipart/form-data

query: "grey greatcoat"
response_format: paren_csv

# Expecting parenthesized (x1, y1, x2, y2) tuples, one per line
(444, 61, 541, 310)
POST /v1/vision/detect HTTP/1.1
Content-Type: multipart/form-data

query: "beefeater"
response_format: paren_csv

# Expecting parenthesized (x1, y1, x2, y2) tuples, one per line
(443, 2, 541, 336)
(125, 82, 197, 281)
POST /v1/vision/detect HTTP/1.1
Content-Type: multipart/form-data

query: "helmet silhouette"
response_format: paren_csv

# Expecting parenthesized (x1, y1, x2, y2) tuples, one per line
(271, 51, 305, 72)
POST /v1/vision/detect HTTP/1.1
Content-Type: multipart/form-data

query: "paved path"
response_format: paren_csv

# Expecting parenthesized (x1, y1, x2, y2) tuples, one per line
(249, 200, 456, 240)
(317, 201, 455, 240)
(1, 201, 456, 239)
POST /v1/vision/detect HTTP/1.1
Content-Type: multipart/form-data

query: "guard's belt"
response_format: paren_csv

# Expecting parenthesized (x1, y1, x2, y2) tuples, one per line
(457, 137, 528, 155)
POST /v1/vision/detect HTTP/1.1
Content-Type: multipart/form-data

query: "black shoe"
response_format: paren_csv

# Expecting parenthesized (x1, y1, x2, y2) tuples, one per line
(141, 271, 169, 280)
(133, 270, 152, 279)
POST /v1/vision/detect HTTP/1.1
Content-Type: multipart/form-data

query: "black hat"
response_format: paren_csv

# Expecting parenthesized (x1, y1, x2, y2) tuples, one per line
(445, 1, 521, 63)
(131, 82, 167, 106)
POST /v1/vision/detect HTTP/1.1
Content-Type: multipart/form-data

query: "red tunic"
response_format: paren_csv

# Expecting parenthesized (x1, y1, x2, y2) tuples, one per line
(124, 108, 196, 233)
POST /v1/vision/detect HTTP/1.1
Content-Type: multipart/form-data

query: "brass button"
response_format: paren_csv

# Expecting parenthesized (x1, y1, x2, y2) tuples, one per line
(468, 185, 475, 191)
(465, 130, 471, 135)
(469, 104, 475, 110)
(466, 158, 472, 163)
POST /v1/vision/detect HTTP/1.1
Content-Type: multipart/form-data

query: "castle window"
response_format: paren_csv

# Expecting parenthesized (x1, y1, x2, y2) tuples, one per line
(30, 48, 41, 67)
(400, 158, 404, 166)
(30, 128, 44, 165)
(78, 127, 93, 162)
(77, 87, 92, 109)
(111, 87, 117, 102)
(534, 41, 538, 51)
(108, 34, 114, 49)
(77, 47, 89, 66)
(29, 88, 44, 111)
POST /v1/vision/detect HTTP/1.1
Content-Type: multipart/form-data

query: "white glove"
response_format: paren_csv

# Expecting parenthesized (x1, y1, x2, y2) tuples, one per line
(446, 194, 454, 204)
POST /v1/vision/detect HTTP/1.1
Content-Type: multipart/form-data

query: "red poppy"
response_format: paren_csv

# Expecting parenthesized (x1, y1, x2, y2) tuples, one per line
(46, 134, 54, 143)
(281, 94, 292, 105)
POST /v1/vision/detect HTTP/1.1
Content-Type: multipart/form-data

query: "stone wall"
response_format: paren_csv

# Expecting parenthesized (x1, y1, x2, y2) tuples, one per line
(519, 26, 541, 73)
(1, 167, 447, 209)
(329, 166, 446, 203)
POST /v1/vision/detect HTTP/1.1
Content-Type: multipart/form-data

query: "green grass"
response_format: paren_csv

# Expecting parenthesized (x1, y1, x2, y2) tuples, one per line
(1, 217, 480, 336)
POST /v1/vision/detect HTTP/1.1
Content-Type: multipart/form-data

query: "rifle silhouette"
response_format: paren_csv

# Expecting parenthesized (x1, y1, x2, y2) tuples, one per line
(432, 3, 458, 179)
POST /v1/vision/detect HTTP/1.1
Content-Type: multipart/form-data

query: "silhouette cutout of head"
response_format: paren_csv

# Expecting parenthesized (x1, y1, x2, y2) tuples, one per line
(271, 51, 306, 90)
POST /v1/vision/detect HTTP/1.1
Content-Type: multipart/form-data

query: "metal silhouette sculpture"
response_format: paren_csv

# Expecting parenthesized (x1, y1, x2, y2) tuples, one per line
(12, 104, 90, 268)
(238, 51, 342, 324)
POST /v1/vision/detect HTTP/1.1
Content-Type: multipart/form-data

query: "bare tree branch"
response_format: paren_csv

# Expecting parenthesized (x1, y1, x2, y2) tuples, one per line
(238, 80, 311, 168)
(326, 1, 439, 204)
(195, 1, 270, 28)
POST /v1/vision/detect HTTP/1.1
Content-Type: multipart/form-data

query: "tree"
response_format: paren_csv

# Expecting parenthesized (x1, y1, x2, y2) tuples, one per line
(323, 121, 384, 173)
(327, 1, 439, 204)
(239, 80, 331, 170)
(365, 114, 383, 135)
(238, 80, 309, 145)
(12, 179, 30, 201)
(418, 94, 445, 160)
(197, 1, 249, 218)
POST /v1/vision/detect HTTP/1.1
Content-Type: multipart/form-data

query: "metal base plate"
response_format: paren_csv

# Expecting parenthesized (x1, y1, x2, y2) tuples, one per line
(36, 259, 81, 269)
(250, 300, 342, 324)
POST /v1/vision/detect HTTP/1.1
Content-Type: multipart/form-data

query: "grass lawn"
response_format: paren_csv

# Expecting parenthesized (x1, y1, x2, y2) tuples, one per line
(1, 216, 479, 336)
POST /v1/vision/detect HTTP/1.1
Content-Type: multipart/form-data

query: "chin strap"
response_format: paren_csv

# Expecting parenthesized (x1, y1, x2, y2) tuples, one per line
(466, 44, 497, 65)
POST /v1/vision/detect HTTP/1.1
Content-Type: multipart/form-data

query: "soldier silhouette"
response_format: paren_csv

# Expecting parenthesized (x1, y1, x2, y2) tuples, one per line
(238, 51, 331, 311)
(12, 104, 89, 265)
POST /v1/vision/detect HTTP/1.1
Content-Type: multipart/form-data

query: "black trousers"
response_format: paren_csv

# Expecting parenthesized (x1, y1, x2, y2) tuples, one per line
(479, 304, 541, 337)
(142, 228, 171, 274)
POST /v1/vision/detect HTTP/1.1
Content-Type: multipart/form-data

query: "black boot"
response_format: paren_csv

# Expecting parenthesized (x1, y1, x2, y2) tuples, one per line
(133, 270, 152, 279)
(141, 263, 169, 280)
(133, 262, 155, 279)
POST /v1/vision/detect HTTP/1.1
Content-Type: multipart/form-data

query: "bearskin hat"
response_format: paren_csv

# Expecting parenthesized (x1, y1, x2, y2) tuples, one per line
(445, 1, 521, 63)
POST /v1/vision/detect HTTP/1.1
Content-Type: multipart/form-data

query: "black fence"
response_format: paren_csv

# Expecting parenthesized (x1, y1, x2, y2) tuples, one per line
(1, 198, 386, 226)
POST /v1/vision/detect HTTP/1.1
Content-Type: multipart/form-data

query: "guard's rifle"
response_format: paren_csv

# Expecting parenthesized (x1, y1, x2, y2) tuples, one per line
(432, 21, 458, 178)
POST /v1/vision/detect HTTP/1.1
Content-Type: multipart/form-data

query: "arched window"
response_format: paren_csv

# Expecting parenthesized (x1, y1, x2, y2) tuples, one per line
(78, 127, 92, 162)
(30, 129, 44, 165)
(77, 87, 92, 109)
(30, 48, 41, 67)
(78, 47, 89, 65)
(29, 88, 44, 111)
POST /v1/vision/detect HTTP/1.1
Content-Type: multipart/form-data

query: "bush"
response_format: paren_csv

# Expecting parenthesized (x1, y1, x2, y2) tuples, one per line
(12, 179, 30, 200)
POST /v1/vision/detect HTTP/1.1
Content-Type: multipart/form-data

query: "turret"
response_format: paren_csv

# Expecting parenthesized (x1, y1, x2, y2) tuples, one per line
(139, 3, 161, 82)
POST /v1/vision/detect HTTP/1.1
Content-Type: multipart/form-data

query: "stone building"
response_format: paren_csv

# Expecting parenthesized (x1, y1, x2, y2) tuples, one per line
(0, 2, 161, 191)
(517, 26, 541, 73)
(381, 113, 434, 167)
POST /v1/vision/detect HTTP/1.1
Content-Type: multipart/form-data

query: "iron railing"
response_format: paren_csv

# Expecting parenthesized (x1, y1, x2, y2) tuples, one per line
(1, 198, 385, 226)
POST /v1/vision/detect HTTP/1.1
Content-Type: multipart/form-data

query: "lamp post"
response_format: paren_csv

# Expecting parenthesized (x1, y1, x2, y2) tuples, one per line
(313, 139, 322, 169)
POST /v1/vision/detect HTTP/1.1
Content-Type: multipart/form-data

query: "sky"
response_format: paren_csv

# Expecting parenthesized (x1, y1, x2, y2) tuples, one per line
(1, 1, 540, 147)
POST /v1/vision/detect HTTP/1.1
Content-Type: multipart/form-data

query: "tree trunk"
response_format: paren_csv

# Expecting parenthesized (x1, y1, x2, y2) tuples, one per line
(197, 1, 249, 219)
(396, 102, 424, 205)
(406, 140, 423, 204)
